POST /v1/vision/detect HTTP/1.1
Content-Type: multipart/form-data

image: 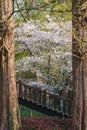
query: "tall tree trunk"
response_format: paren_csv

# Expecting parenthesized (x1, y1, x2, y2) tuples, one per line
(72, 0, 87, 130)
(0, 0, 21, 130)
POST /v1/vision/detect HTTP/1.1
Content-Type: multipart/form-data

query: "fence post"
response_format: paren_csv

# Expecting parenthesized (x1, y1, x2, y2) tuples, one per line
(49, 95, 51, 109)
(58, 98, 60, 112)
(54, 97, 56, 111)
(24, 84, 27, 99)
(39, 88, 42, 104)
(33, 88, 36, 103)
(68, 99, 71, 116)
(19, 80, 23, 98)
(67, 90, 72, 116)
(43, 89, 46, 107)
(16, 81, 19, 97)
(37, 88, 41, 104)
(63, 99, 65, 115)
(29, 88, 31, 101)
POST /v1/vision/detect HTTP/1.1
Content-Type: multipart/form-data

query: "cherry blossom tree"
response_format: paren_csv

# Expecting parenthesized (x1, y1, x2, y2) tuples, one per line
(15, 17, 72, 93)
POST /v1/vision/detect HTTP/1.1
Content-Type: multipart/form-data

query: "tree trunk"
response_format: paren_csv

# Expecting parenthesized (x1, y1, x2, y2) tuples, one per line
(0, 0, 21, 130)
(72, 0, 87, 130)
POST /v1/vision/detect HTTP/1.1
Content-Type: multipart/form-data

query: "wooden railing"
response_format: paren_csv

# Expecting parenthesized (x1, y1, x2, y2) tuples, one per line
(17, 80, 72, 117)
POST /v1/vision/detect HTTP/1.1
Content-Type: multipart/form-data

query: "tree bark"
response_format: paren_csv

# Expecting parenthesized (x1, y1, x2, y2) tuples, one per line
(72, 0, 87, 130)
(0, 0, 21, 130)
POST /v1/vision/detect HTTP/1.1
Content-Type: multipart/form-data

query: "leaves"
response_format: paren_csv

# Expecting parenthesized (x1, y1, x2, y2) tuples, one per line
(15, 0, 72, 23)
(21, 117, 73, 130)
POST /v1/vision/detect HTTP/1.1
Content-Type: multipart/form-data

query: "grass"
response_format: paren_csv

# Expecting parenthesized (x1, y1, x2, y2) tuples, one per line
(19, 105, 48, 118)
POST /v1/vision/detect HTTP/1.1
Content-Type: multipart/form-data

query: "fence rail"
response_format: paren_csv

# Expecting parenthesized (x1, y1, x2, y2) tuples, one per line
(17, 80, 72, 117)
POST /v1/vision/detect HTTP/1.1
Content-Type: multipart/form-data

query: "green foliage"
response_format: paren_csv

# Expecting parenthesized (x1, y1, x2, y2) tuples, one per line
(78, 0, 83, 2)
(15, 49, 29, 61)
(16, 70, 36, 80)
(14, 15, 24, 26)
(15, 0, 72, 24)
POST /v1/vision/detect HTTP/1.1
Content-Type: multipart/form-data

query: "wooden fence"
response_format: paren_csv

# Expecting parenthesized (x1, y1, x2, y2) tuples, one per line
(17, 80, 72, 117)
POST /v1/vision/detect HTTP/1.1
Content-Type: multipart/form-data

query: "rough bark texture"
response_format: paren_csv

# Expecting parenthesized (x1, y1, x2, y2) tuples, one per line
(72, 0, 87, 130)
(0, 0, 21, 130)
